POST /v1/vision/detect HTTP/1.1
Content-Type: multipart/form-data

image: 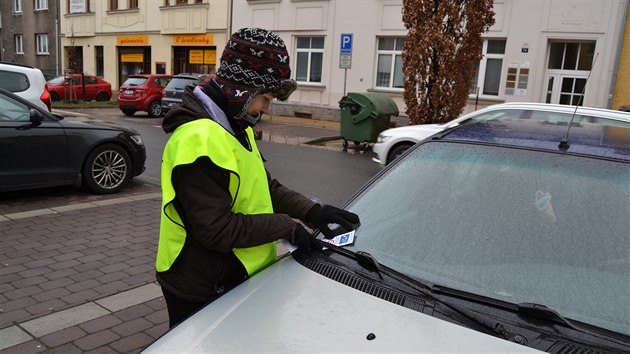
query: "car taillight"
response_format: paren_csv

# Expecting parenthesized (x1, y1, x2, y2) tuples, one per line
(41, 85, 52, 112)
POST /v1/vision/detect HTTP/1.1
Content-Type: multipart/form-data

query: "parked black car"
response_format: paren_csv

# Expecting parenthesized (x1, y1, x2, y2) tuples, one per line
(0, 88, 146, 194)
(160, 73, 208, 114)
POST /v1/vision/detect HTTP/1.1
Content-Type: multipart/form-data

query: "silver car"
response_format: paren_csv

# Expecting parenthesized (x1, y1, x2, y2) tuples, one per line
(143, 117, 630, 353)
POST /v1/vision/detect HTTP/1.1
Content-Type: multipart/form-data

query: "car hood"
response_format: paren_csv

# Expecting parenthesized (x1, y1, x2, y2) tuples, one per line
(382, 123, 446, 141)
(54, 113, 138, 134)
(143, 256, 544, 353)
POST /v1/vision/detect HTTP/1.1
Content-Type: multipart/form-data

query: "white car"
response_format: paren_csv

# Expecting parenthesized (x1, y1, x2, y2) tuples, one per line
(0, 62, 52, 112)
(372, 102, 630, 165)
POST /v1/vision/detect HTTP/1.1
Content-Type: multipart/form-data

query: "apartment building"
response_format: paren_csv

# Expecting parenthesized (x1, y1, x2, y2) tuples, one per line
(232, 0, 628, 120)
(0, 0, 61, 78)
(59, 0, 231, 90)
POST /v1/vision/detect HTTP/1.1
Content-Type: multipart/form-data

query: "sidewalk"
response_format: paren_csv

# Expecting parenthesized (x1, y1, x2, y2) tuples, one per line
(0, 111, 367, 353)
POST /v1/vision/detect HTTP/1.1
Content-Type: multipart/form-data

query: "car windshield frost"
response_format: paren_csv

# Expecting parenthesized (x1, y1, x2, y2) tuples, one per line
(344, 141, 630, 336)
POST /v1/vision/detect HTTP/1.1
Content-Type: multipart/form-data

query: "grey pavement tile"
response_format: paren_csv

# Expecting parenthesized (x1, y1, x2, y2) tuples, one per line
(92, 197, 134, 206)
(79, 314, 122, 334)
(4, 209, 57, 220)
(109, 332, 154, 353)
(0, 339, 46, 354)
(0, 309, 31, 329)
(0, 326, 32, 351)
(39, 326, 87, 348)
(73, 329, 120, 351)
(20, 303, 110, 338)
(96, 283, 162, 313)
(50, 203, 97, 213)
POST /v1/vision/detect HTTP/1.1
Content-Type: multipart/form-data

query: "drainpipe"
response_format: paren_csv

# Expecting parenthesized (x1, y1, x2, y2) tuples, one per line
(609, 0, 628, 109)
(55, 7, 60, 76)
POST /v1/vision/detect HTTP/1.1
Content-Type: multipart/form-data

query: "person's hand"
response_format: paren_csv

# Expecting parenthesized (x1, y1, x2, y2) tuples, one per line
(290, 223, 319, 251)
(305, 204, 360, 239)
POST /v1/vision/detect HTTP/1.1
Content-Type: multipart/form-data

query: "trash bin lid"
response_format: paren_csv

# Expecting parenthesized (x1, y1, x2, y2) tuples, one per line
(339, 92, 399, 117)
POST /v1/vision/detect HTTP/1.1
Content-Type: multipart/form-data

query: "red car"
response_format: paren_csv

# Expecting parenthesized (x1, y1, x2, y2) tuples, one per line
(117, 74, 173, 117)
(47, 74, 112, 102)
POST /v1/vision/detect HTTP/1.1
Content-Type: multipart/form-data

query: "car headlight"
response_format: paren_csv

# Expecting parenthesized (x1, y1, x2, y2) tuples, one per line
(129, 134, 144, 146)
(376, 134, 391, 144)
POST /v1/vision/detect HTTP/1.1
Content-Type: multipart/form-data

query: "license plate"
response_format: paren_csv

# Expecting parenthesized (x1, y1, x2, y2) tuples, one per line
(124, 90, 133, 95)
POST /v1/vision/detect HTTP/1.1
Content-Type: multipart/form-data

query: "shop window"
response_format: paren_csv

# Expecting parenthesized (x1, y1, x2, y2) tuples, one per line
(375, 37, 404, 89)
(109, 0, 118, 10)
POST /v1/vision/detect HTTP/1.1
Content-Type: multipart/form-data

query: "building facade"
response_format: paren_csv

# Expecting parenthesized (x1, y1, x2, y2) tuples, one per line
(0, 0, 61, 79)
(58, 0, 231, 91)
(232, 0, 628, 121)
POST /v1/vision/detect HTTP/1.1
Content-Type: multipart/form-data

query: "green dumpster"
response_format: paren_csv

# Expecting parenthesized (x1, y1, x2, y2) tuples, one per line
(338, 92, 399, 148)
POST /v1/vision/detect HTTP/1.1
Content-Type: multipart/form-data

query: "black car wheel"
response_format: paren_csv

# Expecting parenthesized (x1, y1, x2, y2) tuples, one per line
(148, 101, 162, 117)
(122, 108, 135, 116)
(387, 143, 413, 165)
(82, 144, 131, 194)
(96, 92, 110, 102)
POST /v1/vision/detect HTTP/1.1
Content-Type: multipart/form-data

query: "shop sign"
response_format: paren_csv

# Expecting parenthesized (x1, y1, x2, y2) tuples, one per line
(117, 35, 149, 46)
(189, 49, 216, 64)
(174, 34, 214, 46)
(189, 50, 204, 64)
(121, 53, 144, 63)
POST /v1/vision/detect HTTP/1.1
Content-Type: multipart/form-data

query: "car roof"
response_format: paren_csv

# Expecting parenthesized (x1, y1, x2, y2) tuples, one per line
(172, 73, 207, 79)
(439, 119, 630, 162)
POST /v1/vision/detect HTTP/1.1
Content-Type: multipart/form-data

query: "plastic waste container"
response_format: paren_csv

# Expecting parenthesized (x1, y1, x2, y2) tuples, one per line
(338, 92, 399, 148)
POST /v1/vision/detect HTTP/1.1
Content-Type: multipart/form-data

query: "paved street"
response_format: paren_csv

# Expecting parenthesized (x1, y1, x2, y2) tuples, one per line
(0, 113, 380, 353)
(0, 181, 166, 353)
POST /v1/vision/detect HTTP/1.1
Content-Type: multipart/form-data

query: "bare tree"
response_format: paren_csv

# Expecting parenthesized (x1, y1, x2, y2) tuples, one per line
(402, 0, 495, 124)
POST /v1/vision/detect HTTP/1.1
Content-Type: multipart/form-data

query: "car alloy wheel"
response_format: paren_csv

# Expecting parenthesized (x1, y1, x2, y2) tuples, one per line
(148, 101, 162, 117)
(82, 144, 131, 194)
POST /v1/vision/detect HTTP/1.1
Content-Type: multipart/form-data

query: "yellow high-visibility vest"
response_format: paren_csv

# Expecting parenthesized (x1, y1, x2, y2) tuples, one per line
(156, 118, 276, 275)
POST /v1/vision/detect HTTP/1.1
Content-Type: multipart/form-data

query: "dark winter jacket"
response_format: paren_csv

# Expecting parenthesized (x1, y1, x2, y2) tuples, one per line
(156, 82, 316, 303)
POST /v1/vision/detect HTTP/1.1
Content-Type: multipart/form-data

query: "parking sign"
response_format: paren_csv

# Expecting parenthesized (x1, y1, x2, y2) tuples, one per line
(340, 34, 353, 54)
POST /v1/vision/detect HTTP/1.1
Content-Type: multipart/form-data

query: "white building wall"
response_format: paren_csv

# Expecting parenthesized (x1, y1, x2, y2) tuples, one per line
(232, 0, 626, 121)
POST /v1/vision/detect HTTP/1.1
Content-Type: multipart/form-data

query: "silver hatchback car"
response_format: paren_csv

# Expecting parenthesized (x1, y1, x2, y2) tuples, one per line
(143, 117, 630, 353)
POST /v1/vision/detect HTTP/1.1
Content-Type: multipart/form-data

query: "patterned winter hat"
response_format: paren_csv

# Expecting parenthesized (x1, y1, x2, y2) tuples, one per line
(215, 27, 297, 122)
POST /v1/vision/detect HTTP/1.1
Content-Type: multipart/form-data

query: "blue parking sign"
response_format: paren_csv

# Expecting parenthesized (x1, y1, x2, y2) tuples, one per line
(340, 34, 353, 54)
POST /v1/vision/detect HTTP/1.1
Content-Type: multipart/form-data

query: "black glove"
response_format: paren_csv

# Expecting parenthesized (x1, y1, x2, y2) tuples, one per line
(290, 223, 320, 251)
(305, 204, 360, 239)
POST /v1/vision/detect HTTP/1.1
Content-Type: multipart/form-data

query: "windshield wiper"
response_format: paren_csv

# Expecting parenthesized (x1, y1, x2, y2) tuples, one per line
(313, 239, 514, 340)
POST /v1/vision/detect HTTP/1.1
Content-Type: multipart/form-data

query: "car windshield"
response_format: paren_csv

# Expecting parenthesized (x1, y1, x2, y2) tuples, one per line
(344, 141, 630, 336)
(47, 76, 65, 84)
(122, 77, 148, 86)
(167, 77, 198, 90)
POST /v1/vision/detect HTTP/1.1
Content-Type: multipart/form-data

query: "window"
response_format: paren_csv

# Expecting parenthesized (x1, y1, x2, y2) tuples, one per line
(35, 0, 48, 10)
(176, 0, 187, 4)
(375, 37, 404, 89)
(15, 35, 24, 54)
(36, 34, 49, 55)
(470, 39, 506, 96)
(109, 0, 118, 10)
(295, 37, 324, 83)
(14, 0, 22, 13)
(68, 0, 90, 13)
(129, 0, 139, 8)
(544, 41, 595, 106)
(96, 46, 104, 77)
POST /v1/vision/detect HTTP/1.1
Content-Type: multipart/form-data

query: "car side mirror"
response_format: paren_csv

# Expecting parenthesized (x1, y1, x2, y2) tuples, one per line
(29, 109, 45, 126)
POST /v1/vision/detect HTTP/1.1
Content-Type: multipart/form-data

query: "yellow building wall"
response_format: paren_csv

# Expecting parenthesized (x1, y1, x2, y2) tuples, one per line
(613, 10, 630, 110)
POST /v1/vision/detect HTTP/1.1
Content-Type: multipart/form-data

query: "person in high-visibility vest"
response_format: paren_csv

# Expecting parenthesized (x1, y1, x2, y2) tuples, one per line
(156, 27, 360, 328)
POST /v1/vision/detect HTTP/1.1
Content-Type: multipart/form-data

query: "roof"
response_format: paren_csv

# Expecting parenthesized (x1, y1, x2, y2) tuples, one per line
(440, 119, 630, 162)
